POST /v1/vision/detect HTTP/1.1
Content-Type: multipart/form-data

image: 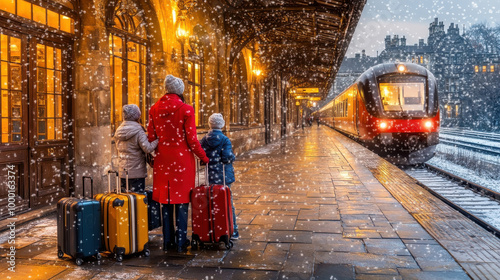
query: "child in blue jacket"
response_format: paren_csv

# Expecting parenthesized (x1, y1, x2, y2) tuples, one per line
(200, 113, 238, 239)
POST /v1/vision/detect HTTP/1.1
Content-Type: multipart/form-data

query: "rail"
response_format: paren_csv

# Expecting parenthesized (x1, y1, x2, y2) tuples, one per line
(405, 163, 500, 238)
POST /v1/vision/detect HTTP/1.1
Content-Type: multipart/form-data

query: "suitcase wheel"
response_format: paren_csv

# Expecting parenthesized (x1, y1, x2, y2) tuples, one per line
(224, 240, 234, 250)
(75, 258, 84, 266)
(191, 239, 199, 250)
(191, 234, 201, 250)
(57, 250, 64, 259)
(116, 254, 123, 262)
(96, 253, 102, 260)
(143, 249, 150, 257)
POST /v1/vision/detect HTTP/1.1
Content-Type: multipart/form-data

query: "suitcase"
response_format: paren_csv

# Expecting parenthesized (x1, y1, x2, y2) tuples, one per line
(146, 189, 162, 231)
(191, 164, 234, 250)
(57, 176, 101, 265)
(94, 170, 150, 261)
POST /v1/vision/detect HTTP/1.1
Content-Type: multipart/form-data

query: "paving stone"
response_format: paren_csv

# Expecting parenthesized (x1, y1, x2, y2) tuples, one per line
(363, 239, 411, 256)
(294, 220, 342, 233)
(391, 223, 434, 240)
(312, 233, 365, 253)
(266, 230, 312, 244)
(282, 244, 315, 275)
(0, 264, 67, 279)
(315, 252, 419, 270)
(251, 215, 297, 230)
(313, 264, 355, 280)
(398, 269, 470, 280)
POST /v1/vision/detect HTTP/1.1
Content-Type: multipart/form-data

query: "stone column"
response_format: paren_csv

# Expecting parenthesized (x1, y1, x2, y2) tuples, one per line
(73, 0, 113, 194)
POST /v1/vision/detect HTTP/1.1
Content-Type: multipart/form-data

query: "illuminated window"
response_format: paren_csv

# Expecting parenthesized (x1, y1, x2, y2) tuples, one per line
(455, 104, 460, 118)
(482, 66, 487, 72)
(36, 44, 64, 141)
(231, 56, 248, 125)
(187, 62, 203, 126)
(109, 0, 149, 132)
(0, 33, 22, 143)
(379, 75, 426, 112)
(420, 56, 423, 64)
(0, 0, 75, 34)
(491, 65, 495, 72)
(446, 105, 452, 118)
(474, 65, 479, 73)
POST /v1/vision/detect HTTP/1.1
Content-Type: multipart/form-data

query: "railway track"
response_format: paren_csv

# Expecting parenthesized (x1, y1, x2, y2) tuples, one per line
(440, 128, 500, 142)
(438, 138, 500, 156)
(405, 163, 500, 238)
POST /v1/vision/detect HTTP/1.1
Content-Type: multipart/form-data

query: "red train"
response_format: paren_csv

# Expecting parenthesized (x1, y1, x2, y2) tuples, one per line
(314, 63, 440, 164)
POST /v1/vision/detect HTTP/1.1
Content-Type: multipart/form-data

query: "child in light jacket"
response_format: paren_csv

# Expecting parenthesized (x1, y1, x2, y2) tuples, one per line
(114, 104, 158, 193)
(200, 113, 239, 239)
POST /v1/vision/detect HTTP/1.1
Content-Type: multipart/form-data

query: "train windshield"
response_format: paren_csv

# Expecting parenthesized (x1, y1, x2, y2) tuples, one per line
(378, 75, 426, 112)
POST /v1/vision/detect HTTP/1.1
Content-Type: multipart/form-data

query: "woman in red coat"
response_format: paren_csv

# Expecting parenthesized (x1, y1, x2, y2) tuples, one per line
(148, 74, 209, 253)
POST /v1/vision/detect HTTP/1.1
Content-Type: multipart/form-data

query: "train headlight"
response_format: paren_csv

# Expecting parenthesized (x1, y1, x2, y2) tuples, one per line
(379, 122, 388, 129)
(425, 121, 433, 128)
(397, 64, 406, 72)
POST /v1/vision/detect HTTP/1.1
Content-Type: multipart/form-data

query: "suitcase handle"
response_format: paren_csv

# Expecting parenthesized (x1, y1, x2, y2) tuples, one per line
(124, 169, 129, 193)
(82, 176, 93, 198)
(107, 170, 120, 194)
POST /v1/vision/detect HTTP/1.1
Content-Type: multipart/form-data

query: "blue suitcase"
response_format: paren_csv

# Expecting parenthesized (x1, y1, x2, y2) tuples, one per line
(57, 176, 101, 265)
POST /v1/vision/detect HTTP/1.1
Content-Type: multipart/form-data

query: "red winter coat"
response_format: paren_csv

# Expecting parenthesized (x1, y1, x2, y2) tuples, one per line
(148, 94, 209, 204)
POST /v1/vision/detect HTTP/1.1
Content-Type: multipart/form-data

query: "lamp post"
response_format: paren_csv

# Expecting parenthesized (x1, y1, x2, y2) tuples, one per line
(176, 9, 189, 81)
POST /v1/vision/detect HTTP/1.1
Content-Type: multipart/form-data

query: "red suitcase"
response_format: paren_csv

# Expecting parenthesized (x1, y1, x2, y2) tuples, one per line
(191, 164, 234, 250)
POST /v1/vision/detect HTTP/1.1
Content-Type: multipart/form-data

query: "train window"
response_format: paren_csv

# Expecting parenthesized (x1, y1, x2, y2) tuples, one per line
(378, 75, 426, 111)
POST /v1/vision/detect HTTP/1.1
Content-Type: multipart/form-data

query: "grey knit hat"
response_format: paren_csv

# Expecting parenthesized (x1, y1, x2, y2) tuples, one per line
(123, 104, 141, 121)
(164, 74, 185, 96)
(209, 113, 225, 129)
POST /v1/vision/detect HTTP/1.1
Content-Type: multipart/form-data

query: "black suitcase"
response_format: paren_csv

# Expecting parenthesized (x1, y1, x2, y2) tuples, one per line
(146, 189, 161, 231)
(57, 176, 101, 265)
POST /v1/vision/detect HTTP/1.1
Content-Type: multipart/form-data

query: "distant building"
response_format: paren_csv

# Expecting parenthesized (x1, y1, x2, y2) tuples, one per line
(331, 18, 500, 129)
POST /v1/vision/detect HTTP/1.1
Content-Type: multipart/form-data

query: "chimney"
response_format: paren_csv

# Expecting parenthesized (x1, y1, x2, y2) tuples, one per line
(362, 49, 366, 58)
(401, 36, 406, 47)
(385, 35, 391, 49)
(419, 39, 424, 48)
(355, 53, 360, 59)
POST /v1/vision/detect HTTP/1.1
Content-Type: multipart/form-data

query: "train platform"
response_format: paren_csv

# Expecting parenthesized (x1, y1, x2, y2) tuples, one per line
(1, 126, 499, 279)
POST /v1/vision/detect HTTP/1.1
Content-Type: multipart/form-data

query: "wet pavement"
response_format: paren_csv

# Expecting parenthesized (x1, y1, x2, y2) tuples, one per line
(0, 126, 477, 279)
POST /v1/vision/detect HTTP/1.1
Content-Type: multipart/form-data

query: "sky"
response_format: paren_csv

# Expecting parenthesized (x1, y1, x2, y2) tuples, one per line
(346, 0, 500, 58)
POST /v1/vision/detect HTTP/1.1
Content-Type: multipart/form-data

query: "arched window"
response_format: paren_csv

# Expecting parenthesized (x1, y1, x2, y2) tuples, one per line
(108, 0, 149, 131)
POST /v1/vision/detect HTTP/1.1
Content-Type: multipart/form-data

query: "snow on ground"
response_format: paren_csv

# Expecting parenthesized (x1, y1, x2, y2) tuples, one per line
(427, 156, 500, 193)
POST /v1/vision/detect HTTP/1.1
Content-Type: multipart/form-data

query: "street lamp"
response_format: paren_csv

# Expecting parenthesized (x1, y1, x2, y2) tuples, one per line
(176, 9, 189, 81)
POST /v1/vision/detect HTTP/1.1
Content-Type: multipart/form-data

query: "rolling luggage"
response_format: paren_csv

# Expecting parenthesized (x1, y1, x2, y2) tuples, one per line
(146, 189, 161, 231)
(191, 164, 234, 250)
(57, 176, 101, 266)
(94, 170, 150, 261)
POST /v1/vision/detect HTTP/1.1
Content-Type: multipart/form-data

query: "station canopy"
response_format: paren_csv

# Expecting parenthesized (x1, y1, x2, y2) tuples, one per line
(222, 0, 366, 99)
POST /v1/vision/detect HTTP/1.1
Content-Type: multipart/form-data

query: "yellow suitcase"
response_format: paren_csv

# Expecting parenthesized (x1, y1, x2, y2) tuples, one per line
(94, 171, 149, 261)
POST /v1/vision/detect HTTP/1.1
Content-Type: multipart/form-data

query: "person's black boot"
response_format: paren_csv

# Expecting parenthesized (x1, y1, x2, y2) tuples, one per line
(177, 239, 190, 253)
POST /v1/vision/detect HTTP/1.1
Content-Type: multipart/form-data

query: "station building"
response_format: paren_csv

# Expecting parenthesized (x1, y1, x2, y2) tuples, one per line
(0, 0, 365, 218)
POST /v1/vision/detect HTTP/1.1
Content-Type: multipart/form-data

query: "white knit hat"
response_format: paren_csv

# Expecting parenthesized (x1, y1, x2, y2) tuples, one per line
(164, 74, 185, 96)
(123, 104, 141, 121)
(209, 113, 225, 129)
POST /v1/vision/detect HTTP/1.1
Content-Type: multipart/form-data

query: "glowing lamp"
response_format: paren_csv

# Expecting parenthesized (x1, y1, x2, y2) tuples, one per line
(175, 11, 189, 41)
(252, 69, 262, 76)
(379, 122, 388, 129)
(424, 121, 433, 128)
(397, 64, 406, 72)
